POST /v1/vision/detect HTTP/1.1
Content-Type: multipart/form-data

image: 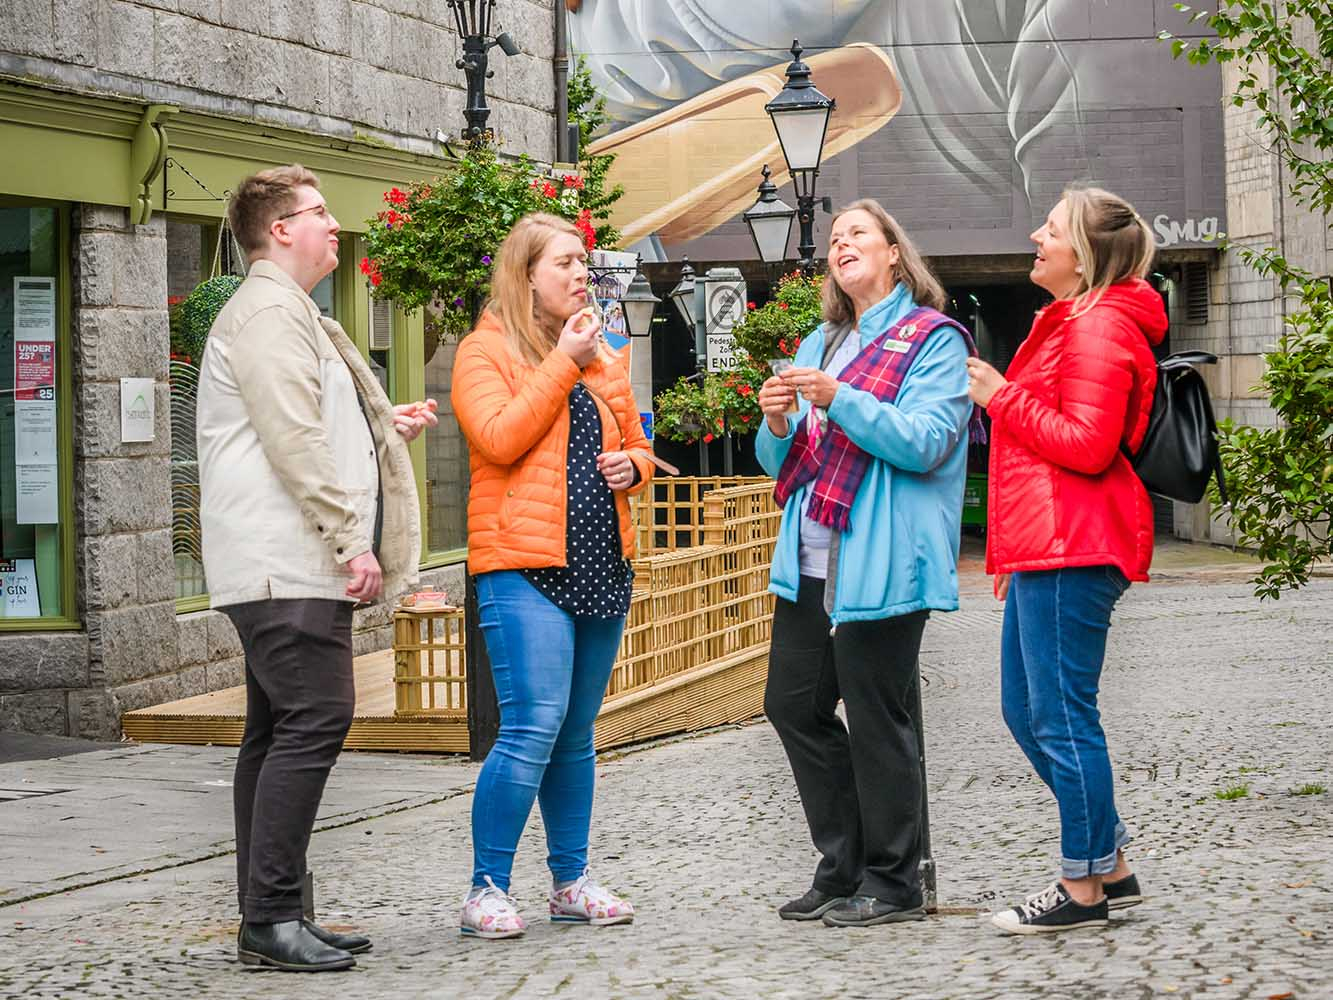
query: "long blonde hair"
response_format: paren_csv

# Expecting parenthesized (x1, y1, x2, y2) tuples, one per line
(822, 199, 946, 326)
(1061, 186, 1156, 315)
(485, 212, 588, 366)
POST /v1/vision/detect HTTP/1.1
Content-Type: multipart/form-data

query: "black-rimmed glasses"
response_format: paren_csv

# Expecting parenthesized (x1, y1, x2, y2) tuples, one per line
(277, 203, 329, 221)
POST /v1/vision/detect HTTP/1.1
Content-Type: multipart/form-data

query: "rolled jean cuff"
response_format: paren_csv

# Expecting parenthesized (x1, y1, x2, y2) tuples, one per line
(1061, 844, 1120, 880)
(1114, 821, 1132, 852)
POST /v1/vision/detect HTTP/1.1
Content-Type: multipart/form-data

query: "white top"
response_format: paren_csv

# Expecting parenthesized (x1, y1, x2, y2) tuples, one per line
(798, 332, 862, 579)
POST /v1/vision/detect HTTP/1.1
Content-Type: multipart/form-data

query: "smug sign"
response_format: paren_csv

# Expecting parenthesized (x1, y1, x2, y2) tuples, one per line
(1153, 215, 1221, 248)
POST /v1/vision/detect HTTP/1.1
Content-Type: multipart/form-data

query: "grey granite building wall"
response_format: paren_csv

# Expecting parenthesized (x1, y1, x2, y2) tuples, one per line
(0, 0, 556, 161)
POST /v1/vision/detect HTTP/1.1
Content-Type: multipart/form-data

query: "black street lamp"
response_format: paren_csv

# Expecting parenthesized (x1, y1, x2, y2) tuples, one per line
(668, 257, 700, 367)
(618, 257, 661, 338)
(447, 0, 520, 143)
(759, 41, 835, 273)
(743, 165, 797, 266)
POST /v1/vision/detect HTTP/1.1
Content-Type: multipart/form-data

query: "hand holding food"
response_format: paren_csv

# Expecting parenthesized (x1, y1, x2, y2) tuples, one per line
(558, 307, 601, 367)
(393, 398, 439, 441)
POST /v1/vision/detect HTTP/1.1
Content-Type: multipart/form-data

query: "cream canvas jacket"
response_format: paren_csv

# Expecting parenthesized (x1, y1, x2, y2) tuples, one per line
(196, 260, 420, 608)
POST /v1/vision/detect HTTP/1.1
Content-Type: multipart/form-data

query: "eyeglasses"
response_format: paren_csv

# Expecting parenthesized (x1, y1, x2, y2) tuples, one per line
(277, 203, 330, 221)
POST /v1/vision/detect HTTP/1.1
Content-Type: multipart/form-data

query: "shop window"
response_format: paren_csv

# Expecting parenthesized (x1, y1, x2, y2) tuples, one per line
(0, 204, 71, 623)
(167, 220, 338, 604)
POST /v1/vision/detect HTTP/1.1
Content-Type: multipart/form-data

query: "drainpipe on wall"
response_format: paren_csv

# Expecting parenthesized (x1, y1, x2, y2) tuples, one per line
(554, 1, 571, 162)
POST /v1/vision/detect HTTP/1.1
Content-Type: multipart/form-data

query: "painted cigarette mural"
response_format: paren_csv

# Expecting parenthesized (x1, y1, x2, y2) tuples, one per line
(567, 0, 1226, 263)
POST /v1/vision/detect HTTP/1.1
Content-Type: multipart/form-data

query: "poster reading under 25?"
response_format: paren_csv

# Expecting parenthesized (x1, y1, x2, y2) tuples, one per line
(13, 276, 58, 525)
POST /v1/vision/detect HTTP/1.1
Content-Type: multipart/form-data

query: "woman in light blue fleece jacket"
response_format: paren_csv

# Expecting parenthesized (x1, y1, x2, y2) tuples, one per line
(756, 199, 975, 929)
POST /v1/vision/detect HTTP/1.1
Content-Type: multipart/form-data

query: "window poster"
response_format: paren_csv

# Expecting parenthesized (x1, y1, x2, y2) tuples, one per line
(13, 277, 58, 524)
(589, 250, 637, 359)
(0, 558, 40, 617)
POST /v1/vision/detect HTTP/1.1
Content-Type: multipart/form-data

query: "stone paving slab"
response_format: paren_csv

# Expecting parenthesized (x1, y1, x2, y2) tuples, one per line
(0, 744, 478, 904)
(0, 578, 1329, 1000)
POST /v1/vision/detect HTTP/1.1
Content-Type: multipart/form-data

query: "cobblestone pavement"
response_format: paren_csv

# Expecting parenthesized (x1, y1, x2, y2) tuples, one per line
(1, 575, 1329, 1000)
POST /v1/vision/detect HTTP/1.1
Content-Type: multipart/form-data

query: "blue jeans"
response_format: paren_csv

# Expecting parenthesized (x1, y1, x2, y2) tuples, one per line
(1000, 565, 1131, 879)
(471, 571, 625, 891)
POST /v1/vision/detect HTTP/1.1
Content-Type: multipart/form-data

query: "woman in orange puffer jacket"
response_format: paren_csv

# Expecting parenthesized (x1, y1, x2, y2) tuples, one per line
(966, 187, 1166, 936)
(451, 213, 654, 940)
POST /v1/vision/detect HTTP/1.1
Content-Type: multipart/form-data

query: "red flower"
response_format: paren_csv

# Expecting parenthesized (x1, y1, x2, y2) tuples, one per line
(738, 385, 753, 397)
(542, 182, 558, 199)
(779, 301, 789, 310)
(794, 338, 802, 349)
(747, 301, 756, 310)
(703, 433, 714, 443)
(778, 338, 788, 353)
(574, 209, 596, 251)
(384, 187, 408, 206)
(740, 414, 751, 423)
(359, 257, 372, 275)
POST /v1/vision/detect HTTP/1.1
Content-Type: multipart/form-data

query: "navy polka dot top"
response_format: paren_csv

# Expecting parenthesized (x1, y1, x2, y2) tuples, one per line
(522, 384, 634, 619)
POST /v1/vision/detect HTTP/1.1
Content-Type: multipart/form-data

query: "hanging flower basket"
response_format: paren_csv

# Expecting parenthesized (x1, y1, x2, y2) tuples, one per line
(171, 274, 243, 362)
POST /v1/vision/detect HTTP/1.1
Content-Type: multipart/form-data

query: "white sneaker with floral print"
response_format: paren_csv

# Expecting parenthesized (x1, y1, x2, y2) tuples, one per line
(548, 871, 635, 926)
(460, 876, 526, 939)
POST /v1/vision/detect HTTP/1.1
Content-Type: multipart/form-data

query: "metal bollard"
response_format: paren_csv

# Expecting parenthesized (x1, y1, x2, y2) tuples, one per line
(464, 573, 500, 762)
(912, 668, 937, 912)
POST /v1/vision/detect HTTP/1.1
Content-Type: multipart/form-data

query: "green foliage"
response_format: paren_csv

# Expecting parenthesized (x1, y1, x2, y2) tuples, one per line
(567, 56, 624, 249)
(361, 142, 595, 338)
(360, 58, 625, 339)
(1166, 2, 1333, 597)
(654, 272, 824, 443)
(1290, 783, 1327, 796)
(1214, 782, 1251, 801)
(653, 377, 717, 444)
(731, 271, 824, 365)
(171, 275, 242, 363)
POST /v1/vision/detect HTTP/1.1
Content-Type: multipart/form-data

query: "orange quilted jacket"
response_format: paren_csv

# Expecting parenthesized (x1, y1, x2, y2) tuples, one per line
(452, 311, 655, 575)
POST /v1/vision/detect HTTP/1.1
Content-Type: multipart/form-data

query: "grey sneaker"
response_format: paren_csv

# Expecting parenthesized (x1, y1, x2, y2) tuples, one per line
(778, 887, 848, 921)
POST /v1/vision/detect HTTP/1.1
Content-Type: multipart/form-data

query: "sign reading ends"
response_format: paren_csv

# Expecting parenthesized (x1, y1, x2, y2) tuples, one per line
(704, 272, 746, 373)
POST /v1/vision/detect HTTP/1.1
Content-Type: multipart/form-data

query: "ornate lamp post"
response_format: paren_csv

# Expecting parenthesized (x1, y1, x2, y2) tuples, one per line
(447, 0, 520, 143)
(743, 165, 798, 266)
(758, 41, 835, 273)
(617, 257, 661, 338)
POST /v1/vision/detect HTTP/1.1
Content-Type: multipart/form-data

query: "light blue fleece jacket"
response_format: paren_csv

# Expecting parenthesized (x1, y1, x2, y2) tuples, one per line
(755, 283, 973, 624)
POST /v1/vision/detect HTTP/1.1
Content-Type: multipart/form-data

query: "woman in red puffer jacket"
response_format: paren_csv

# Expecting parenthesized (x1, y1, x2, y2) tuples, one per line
(965, 186, 1166, 937)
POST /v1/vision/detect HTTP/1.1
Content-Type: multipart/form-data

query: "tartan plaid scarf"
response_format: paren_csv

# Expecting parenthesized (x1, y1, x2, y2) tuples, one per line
(773, 307, 986, 532)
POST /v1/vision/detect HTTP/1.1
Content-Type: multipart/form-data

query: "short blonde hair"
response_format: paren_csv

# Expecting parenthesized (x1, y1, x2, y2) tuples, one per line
(228, 164, 321, 257)
(823, 199, 946, 325)
(485, 212, 596, 366)
(1062, 186, 1156, 314)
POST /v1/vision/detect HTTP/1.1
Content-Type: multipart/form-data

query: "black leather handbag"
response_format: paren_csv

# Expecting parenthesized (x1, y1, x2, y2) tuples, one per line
(1124, 351, 1227, 504)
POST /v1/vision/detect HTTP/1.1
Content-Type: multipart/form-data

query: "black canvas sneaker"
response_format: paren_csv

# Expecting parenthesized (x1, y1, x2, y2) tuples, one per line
(991, 881, 1109, 935)
(1103, 872, 1144, 911)
(777, 888, 848, 921)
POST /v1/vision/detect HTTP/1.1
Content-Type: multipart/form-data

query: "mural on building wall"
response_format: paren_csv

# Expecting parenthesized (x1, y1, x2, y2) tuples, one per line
(568, 0, 1226, 261)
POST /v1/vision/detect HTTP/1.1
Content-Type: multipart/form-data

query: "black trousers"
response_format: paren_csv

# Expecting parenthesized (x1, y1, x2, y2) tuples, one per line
(223, 598, 356, 923)
(764, 576, 929, 906)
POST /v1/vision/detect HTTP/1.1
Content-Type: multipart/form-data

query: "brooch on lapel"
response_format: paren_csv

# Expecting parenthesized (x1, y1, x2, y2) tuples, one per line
(883, 322, 917, 354)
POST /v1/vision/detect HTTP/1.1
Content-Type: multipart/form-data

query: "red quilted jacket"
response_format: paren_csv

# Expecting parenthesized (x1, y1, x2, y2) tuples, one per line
(985, 278, 1167, 582)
